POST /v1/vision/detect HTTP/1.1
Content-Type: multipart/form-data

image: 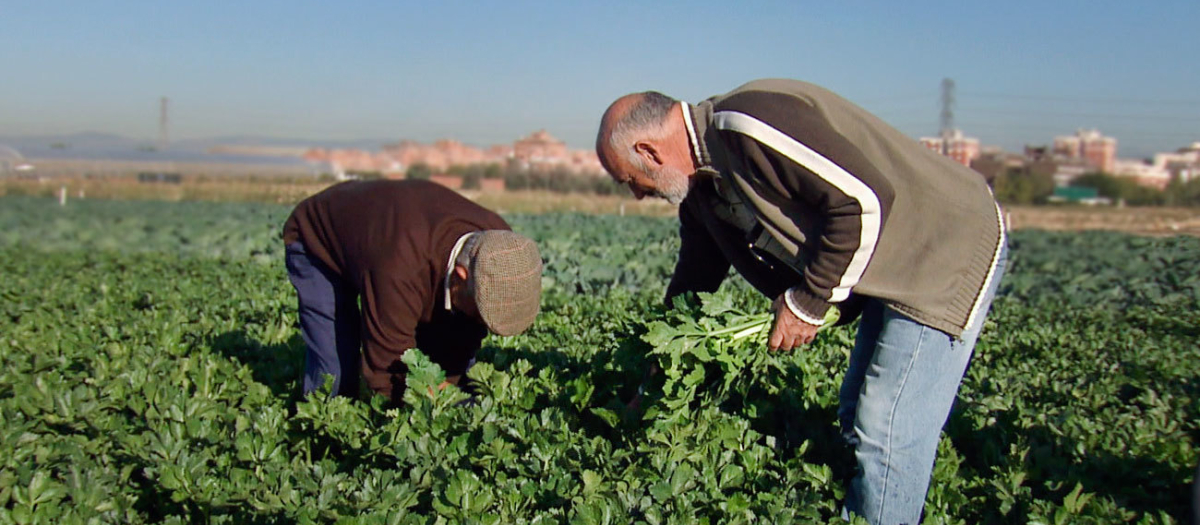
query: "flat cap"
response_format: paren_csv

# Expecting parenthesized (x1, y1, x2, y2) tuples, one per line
(471, 230, 543, 336)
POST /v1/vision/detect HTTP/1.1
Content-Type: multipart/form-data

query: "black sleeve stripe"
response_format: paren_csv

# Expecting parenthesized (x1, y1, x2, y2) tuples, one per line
(712, 109, 881, 303)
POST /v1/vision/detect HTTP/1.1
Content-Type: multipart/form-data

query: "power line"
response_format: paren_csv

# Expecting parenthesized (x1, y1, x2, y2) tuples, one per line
(954, 121, 1198, 138)
(961, 91, 1200, 106)
(962, 107, 1200, 122)
(852, 94, 932, 105)
(883, 116, 1197, 136)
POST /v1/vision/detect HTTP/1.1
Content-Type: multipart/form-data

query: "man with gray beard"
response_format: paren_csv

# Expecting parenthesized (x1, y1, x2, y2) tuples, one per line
(595, 79, 1007, 525)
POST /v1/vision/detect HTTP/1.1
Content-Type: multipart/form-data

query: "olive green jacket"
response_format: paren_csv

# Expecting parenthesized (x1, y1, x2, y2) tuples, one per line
(668, 79, 1006, 337)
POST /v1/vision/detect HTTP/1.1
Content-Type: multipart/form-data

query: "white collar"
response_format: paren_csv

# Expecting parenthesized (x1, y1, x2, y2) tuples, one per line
(680, 102, 702, 167)
(444, 232, 475, 311)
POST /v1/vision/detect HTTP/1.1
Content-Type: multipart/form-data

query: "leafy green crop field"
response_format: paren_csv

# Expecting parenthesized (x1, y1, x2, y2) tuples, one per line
(1, 196, 1197, 524)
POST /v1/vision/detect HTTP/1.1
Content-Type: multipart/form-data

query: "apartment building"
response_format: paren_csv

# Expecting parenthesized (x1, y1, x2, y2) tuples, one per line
(1053, 129, 1117, 174)
(919, 129, 981, 167)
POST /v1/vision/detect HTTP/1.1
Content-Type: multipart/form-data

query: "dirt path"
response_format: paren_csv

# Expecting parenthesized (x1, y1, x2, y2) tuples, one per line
(1005, 206, 1200, 237)
(5, 173, 1199, 236)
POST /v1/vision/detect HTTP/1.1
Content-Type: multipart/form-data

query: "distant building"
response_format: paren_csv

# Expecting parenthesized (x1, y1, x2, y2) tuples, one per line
(511, 130, 604, 175)
(951, 134, 1198, 193)
(479, 178, 506, 193)
(1109, 142, 1200, 190)
(303, 148, 402, 179)
(1022, 133, 1117, 186)
(428, 174, 464, 190)
(1152, 142, 1200, 184)
(1047, 186, 1111, 205)
(919, 129, 980, 167)
(969, 147, 1025, 184)
(513, 130, 569, 165)
(970, 146, 1057, 186)
(375, 130, 604, 176)
(301, 130, 606, 183)
(381, 139, 492, 172)
(1053, 129, 1116, 174)
(1112, 159, 1171, 190)
(1052, 162, 1092, 187)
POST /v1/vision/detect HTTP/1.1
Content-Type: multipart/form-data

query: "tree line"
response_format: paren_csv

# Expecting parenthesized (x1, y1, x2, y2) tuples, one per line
(993, 169, 1200, 207)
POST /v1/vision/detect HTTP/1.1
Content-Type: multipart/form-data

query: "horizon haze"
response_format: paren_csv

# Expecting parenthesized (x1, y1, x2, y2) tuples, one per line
(2, 1, 1197, 160)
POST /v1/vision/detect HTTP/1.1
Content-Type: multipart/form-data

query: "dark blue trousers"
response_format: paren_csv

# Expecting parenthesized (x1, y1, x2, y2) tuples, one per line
(285, 242, 362, 397)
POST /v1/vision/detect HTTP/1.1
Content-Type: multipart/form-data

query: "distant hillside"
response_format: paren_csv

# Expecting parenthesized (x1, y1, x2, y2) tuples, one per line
(0, 132, 146, 154)
(0, 132, 389, 158)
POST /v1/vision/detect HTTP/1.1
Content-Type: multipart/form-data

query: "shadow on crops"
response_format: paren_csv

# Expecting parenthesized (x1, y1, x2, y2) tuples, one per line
(116, 446, 290, 524)
(477, 342, 602, 403)
(207, 330, 306, 402)
(477, 342, 585, 379)
(1140, 312, 1200, 339)
(476, 328, 653, 442)
(746, 361, 858, 483)
(946, 408, 1192, 521)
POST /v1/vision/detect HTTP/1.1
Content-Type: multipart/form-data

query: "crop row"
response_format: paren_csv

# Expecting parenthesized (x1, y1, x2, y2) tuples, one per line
(0, 196, 1197, 523)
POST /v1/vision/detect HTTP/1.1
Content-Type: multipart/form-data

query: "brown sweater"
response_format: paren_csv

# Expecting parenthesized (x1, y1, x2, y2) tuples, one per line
(282, 179, 510, 400)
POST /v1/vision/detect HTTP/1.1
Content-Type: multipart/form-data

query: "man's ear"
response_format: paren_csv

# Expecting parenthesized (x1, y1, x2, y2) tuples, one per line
(454, 264, 469, 282)
(634, 141, 662, 166)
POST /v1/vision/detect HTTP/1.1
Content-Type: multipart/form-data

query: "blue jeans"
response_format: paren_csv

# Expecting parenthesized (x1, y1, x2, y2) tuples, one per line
(839, 246, 1007, 524)
(285, 242, 362, 397)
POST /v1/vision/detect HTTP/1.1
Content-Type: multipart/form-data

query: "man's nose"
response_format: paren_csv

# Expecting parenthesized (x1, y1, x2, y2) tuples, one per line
(630, 185, 647, 199)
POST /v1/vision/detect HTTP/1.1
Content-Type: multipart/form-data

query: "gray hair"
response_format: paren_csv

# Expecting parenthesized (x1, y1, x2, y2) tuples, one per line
(607, 91, 678, 171)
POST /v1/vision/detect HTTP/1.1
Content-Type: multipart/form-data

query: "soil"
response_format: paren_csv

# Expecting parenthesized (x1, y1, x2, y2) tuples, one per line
(1005, 206, 1200, 237)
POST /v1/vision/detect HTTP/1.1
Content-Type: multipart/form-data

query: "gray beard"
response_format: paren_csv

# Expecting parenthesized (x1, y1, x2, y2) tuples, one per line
(649, 165, 690, 205)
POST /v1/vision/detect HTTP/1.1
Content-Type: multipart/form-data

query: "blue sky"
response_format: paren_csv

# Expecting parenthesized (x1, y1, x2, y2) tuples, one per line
(2, 0, 1197, 158)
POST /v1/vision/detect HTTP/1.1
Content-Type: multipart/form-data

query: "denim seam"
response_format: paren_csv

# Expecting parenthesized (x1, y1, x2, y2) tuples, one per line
(878, 319, 929, 524)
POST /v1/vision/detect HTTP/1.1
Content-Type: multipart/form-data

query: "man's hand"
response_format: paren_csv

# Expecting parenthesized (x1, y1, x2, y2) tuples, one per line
(769, 294, 822, 351)
(426, 374, 462, 399)
(625, 364, 658, 413)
